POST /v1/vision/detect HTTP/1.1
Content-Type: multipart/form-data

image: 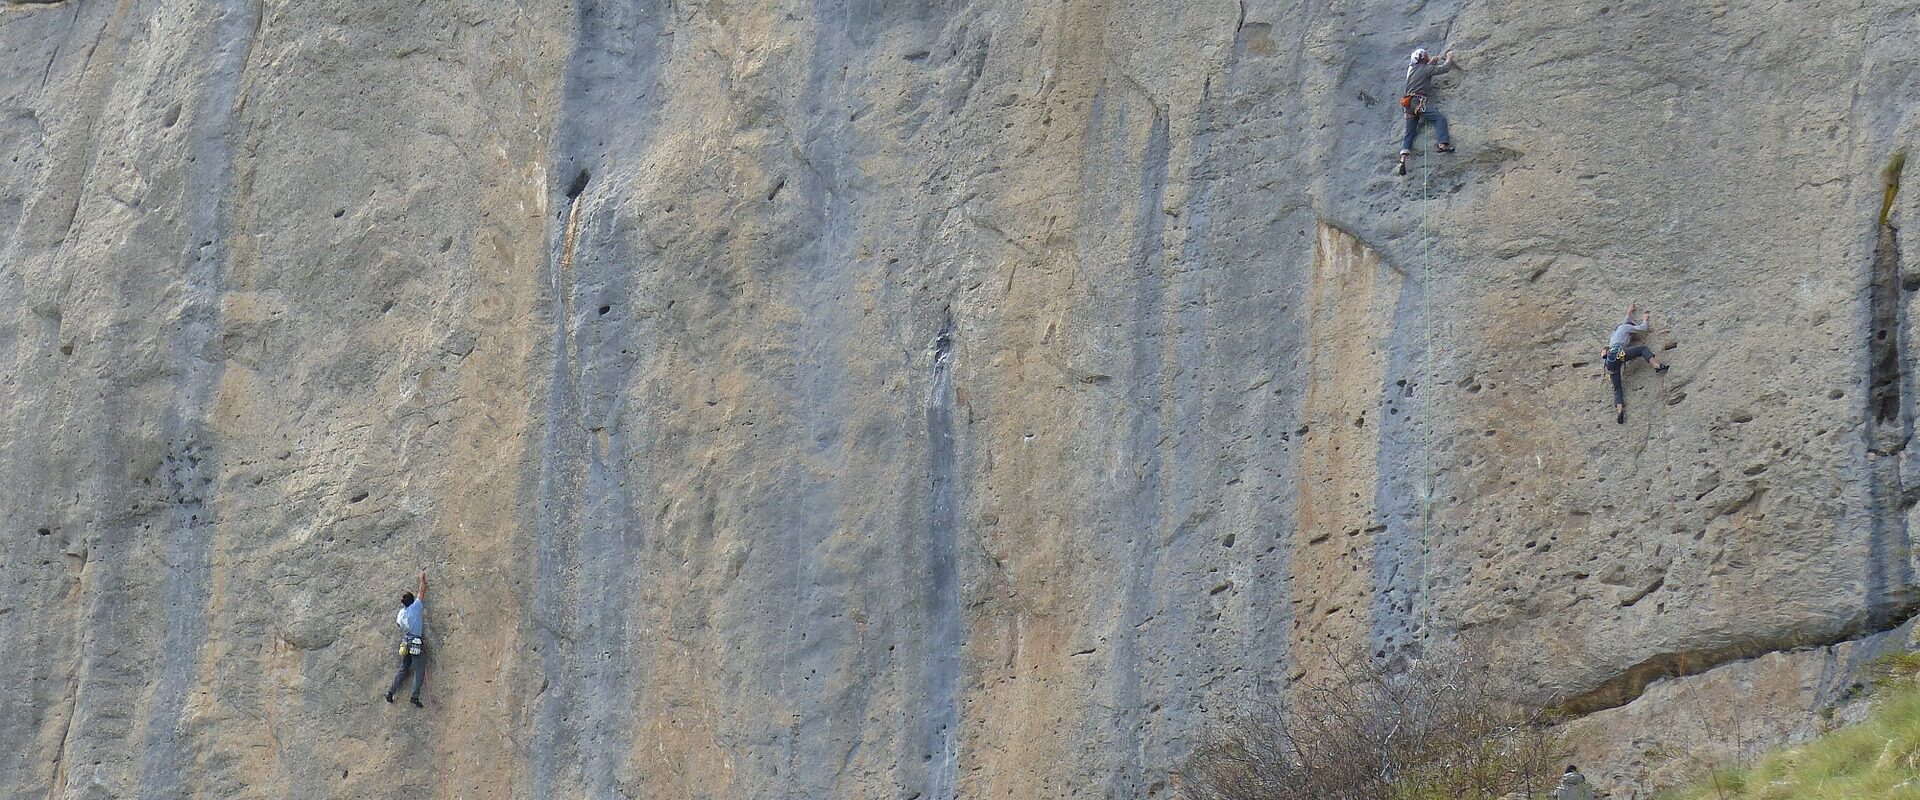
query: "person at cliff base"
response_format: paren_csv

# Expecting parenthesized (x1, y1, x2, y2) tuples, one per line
(1398, 46, 1459, 175)
(1556, 764, 1596, 800)
(1604, 302, 1670, 424)
(386, 570, 427, 708)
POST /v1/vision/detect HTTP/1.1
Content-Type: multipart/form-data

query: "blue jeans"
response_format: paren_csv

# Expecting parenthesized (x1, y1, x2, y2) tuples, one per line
(1606, 346, 1655, 406)
(1401, 109, 1451, 153)
(388, 649, 425, 700)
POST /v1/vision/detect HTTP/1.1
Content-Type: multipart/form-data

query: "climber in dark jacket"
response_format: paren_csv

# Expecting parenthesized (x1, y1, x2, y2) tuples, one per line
(1603, 303, 1670, 424)
(1398, 47, 1459, 175)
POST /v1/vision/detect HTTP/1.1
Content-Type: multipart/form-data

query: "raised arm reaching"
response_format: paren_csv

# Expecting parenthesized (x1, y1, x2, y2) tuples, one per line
(386, 570, 429, 708)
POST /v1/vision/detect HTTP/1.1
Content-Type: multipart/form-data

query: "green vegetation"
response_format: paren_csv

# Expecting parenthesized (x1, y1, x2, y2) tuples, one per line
(1661, 674, 1920, 799)
(1873, 652, 1920, 690)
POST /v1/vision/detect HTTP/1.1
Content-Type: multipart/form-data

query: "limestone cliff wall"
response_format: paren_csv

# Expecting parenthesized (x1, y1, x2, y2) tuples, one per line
(3, 0, 1920, 797)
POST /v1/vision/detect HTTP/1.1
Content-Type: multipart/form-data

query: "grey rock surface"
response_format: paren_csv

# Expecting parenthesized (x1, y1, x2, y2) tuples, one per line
(3, 0, 1920, 797)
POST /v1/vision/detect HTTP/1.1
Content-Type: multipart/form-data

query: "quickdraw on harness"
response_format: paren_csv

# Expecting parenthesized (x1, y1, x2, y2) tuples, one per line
(1603, 346, 1627, 365)
(1400, 93, 1427, 117)
(400, 635, 424, 656)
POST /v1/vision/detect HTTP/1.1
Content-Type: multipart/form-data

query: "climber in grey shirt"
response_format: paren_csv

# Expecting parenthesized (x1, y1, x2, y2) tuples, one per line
(386, 570, 427, 708)
(1556, 765, 1596, 800)
(1398, 47, 1459, 174)
(1404, 51, 1456, 99)
(1602, 302, 1670, 424)
(1609, 307, 1650, 349)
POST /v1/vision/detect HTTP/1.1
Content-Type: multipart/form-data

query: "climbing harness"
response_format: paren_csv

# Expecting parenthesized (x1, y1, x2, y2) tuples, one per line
(1397, 94, 1435, 176)
(1397, 95, 1426, 176)
(400, 635, 424, 656)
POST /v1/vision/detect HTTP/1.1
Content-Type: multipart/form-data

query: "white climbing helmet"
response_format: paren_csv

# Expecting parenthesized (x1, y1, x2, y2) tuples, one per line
(1410, 48, 1430, 64)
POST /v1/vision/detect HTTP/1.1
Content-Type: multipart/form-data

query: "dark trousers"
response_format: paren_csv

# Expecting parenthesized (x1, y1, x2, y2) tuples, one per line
(1607, 345, 1656, 405)
(1401, 109, 1451, 152)
(388, 650, 425, 699)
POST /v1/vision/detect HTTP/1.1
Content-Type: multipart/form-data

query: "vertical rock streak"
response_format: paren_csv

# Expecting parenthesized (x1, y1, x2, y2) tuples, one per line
(1370, 228, 1430, 662)
(35, 5, 137, 792)
(135, 1, 259, 795)
(528, 0, 661, 788)
(529, 10, 616, 795)
(574, 195, 640, 797)
(1866, 154, 1913, 625)
(531, 173, 642, 797)
(1108, 102, 1173, 797)
(530, 185, 588, 797)
(922, 314, 962, 800)
(1293, 224, 1403, 680)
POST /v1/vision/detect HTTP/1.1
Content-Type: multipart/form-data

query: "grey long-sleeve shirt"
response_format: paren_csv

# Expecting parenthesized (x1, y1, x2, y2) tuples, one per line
(1404, 60, 1456, 97)
(1555, 772, 1596, 800)
(1609, 312, 1649, 349)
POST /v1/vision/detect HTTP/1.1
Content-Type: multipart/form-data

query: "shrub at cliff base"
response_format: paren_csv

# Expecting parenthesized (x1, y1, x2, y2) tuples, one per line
(1176, 648, 1568, 800)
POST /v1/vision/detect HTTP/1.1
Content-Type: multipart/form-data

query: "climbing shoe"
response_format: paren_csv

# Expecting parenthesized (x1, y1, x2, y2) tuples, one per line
(410, 697, 423, 708)
(1435, 143, 1456, 153)
(385, 692, 395, 704)
(1616, 410, 1626, 425)
(1655, 364, 1670, 373)
(1397, 152, 1409, 176)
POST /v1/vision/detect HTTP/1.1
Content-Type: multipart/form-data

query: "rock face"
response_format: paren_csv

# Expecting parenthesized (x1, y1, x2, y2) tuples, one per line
(1566, 618, 1920, 794)
(3, 0, 1920, 797)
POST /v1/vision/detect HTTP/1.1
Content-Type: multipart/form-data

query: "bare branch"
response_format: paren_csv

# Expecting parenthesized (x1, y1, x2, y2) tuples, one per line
(1177, 643, 1570, 800)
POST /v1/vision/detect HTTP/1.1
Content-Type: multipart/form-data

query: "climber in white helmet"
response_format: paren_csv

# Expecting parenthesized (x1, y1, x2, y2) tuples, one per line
(1398, 46, 1460, 175)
